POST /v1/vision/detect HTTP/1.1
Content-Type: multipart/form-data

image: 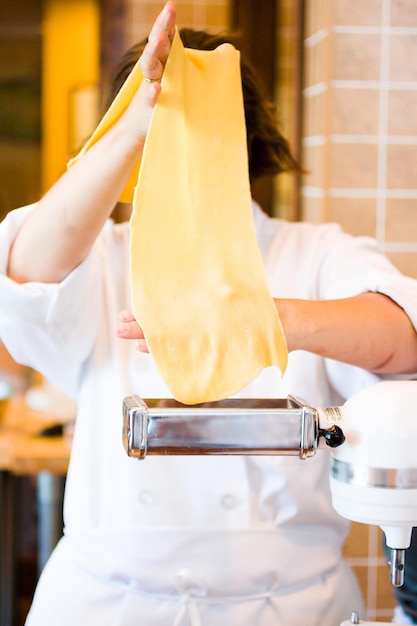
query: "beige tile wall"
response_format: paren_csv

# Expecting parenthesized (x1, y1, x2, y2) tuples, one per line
(125, 0, 230, 48)
(302, 0, 417, 281)
(343, 524, 396, 622)
(302, 0, 417, 619)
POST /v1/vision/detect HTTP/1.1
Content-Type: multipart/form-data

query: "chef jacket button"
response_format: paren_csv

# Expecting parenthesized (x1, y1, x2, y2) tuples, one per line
(220, 494, 237, 509)
(138, 489, 153, 505)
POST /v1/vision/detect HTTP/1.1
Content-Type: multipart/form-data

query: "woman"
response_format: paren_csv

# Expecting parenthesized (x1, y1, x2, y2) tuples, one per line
(2, 2, 417, 624)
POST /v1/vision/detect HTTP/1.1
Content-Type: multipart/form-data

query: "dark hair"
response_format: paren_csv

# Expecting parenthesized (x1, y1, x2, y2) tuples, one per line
(104, 27, 300, 183)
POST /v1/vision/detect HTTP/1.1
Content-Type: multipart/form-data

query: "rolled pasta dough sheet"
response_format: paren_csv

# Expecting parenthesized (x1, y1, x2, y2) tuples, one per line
(130, 31, 287, 404)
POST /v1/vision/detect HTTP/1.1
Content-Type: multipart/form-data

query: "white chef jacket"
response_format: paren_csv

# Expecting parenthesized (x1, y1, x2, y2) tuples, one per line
(1, 202, 417, 626)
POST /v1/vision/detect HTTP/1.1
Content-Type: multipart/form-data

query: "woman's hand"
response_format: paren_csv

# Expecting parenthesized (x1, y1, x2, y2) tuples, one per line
(140, 1, 176, 83)
(124, 1, 176, 139)
(116, 309, 149, 353)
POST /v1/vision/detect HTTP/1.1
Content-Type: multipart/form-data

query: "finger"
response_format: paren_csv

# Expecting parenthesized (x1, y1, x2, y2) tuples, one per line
(136, 338, 149, 353)
(116, 320, 145, 339)
(140, 1, 176, 80)
(147, 0, 176, 59)
(119, 309, 136, 322)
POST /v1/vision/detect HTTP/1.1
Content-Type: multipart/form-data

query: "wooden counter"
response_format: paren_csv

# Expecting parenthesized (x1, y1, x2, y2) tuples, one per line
(0, 395, 72, 626)
(0, 395, 71, 474)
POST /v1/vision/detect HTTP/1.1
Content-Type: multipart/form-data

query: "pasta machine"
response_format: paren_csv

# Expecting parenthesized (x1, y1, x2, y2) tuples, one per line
(123, 380, 417, 589)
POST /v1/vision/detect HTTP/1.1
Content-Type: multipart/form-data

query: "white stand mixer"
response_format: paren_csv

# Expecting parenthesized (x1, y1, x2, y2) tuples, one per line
(320, 381, 417, 589)
(123, 379, 417, 618)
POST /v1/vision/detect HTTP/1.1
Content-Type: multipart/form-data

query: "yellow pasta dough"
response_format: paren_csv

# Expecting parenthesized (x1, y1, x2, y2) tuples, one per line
(73, 29, 288, 404)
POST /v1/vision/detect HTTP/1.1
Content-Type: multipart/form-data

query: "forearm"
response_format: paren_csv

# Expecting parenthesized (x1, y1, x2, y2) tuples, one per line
(8, 123, 145, 284)
(276, 292, 417, 375)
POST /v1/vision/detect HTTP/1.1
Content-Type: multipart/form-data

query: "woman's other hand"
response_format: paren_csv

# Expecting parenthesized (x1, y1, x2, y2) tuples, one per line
(116, 310, 149, 353)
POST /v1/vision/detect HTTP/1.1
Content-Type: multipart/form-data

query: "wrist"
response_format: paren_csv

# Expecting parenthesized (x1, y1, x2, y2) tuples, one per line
(274, 298, 318, 354)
